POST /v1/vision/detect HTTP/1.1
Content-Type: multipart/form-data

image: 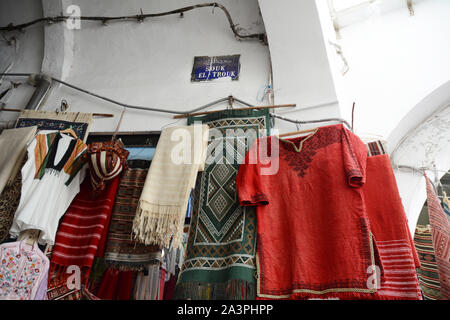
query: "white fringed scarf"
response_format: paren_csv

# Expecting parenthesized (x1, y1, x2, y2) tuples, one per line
(132, 124, 209, 249)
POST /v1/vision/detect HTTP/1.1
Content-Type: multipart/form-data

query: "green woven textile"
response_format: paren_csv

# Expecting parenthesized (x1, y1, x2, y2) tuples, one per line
(174, 109, 270, 300)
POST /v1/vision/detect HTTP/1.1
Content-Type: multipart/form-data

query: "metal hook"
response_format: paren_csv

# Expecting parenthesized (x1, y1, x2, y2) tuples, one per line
(137, 8, 145, 23)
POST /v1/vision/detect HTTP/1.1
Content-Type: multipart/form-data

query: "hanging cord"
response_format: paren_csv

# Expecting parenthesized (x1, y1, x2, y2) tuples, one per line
(351, 102, 355, 132)
(256, 84, 272, 103)
(112, 108, 126, 141)
(0, 3, 266, 42)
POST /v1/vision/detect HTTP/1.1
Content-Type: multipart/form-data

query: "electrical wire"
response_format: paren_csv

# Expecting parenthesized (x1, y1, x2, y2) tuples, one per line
(0, 2, 266, 42)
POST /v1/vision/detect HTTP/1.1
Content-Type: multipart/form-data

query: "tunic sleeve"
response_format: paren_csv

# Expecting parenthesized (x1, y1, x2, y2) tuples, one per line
(236, 139, 269, 206)
(342, 127, 367, 188)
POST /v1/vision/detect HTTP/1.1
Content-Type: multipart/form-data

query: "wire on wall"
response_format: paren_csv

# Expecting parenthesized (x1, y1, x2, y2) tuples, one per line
(0, 2, 266, 43)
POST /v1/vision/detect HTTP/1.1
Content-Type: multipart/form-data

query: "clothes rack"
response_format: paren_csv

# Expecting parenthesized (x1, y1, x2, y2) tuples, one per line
(0, 73, 277, 117)
(2, 73, 351, 132)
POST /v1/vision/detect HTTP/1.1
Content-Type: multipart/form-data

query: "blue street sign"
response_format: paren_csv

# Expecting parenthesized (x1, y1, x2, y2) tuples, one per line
(191, 55, 240, 82)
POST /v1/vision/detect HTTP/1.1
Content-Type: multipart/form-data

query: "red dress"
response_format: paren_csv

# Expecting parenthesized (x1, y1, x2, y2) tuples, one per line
(236, 124, 382, 299)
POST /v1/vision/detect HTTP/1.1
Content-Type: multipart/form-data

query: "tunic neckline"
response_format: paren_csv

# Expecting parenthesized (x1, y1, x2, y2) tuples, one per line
(277, 127, 319, 153)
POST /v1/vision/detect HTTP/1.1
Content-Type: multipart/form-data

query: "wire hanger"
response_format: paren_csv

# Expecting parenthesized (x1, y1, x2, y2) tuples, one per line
(277, 127, 319, 138)
(60, 126, 78, 139)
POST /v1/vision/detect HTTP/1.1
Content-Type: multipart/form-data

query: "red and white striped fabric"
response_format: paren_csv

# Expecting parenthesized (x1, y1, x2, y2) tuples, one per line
(362, 154, 422, 300)
(51, 176, 120, 269)
(376, 240, 422, 299)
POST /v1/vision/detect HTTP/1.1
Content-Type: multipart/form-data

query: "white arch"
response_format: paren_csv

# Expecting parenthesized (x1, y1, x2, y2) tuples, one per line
(388, 81, 450, 234)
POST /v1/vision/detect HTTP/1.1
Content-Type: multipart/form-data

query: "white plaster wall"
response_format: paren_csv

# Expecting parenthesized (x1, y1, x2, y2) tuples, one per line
(0, 0, 44, 122)
(258, 0, 341, 134)
(315, 0, 450, 233)
(38, 0, 270, 132)
(322, 0, 450, 141)
(391, 82, 450, 234)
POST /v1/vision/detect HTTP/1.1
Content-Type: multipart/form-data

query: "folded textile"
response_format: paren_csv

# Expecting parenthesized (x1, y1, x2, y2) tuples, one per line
(104, 161, 161, 270)
(414, 225, 443, 300)
(16, 110, 92, 142)
(425, 175, 450, 299)
(133, 125, 209, 249)
(86, 140, 129, 193)
(362, 154, 422, 300)
(0, 126, 36, 194)
(125, 147, 155, 161)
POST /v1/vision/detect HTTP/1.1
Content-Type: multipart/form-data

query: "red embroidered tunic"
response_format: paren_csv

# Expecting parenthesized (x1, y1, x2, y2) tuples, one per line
(236, 124, 381, 299)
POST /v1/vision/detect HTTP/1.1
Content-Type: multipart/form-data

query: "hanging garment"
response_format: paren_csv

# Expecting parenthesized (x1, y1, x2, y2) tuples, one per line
(443, 193, 450, 218)
(48, 175, 120, 292)
(414, 225, 443, 300)
(236, 123, 383, 300)
(95, 267, 134, 300)
(0, 126, 37, 195)
(366, 140, 387, 157)
(16, 110, 93, 142)
(175, 109, 271, 300)
(85, 258, 108, 296)
(86, 140, 129, 193)
(361, 153, 422, 300)
(0, 240, 49, 300)
(10, 130, 87, 245)
(133, 263, 163, 300)
(425, 175, 450, 299)
(0, 170, 22, 243)
(163, 273, 177, 300)
(104, 160, 161, 270)
(133, 124, 209, 249)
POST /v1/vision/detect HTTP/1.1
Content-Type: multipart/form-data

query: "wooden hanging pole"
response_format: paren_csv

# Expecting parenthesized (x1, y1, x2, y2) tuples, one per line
(173, 104, 296, 119)
(0, 107, 114, 118)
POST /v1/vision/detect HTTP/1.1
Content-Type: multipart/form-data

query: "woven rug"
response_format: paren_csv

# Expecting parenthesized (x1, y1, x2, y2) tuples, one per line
(16, 110, 93, 142)
(174, 109, 270, 300)
(425, 175, 450, 299)
(104, 160, 161, 270)
(414, 225, 443, 300)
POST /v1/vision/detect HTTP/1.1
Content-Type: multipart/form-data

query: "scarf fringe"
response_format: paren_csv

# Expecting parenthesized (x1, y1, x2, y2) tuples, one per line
(132, 201, 185, 249)
(174, 280, 256, 300)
